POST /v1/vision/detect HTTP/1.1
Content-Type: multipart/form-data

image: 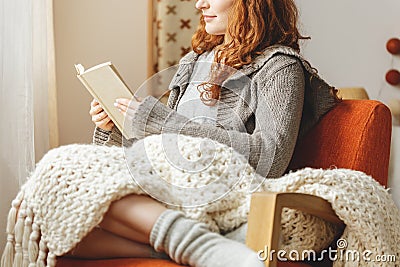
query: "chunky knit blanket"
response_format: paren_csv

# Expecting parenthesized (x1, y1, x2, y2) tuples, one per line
(1, 134, 399, 267)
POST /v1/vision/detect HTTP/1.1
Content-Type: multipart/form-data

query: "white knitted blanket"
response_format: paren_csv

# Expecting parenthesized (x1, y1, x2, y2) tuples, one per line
(1, 134, 399, 267)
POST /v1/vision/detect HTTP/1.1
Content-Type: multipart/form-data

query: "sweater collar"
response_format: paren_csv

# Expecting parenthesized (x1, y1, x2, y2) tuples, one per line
(169, 45, 313, 90)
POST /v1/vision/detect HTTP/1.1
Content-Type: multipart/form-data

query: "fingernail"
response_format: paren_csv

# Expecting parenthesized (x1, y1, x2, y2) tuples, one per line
(114, 102, 118, 107)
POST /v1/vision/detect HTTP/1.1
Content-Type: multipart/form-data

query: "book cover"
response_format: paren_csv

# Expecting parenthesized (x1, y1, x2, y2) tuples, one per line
(75, 62, 134, 139)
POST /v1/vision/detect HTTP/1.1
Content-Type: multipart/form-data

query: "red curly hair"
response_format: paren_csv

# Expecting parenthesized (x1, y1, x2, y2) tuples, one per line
(192, 0, 309, 105)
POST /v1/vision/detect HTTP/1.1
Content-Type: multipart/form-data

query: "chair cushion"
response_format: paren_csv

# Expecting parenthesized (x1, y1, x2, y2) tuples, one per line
(289, 100, 391, 186)
(56, 257, 312, 267)
(56, 258, 186, 267)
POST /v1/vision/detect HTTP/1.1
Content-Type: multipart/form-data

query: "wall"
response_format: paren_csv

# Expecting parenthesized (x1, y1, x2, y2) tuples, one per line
(54, 0, 148, 145)
(296, 0, 400, 207)
(296, 0, 400, 99)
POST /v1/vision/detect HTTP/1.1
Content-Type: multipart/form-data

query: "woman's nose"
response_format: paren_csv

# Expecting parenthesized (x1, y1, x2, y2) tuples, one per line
(195, 0, 210, 10)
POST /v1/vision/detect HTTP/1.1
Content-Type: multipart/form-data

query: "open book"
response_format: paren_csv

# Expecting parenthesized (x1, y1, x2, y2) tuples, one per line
(75, 62, 134, 139)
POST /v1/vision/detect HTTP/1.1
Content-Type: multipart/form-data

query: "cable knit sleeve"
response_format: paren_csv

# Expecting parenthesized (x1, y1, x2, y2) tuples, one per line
(130, 55, 305, 178)
(92, 126, 123, 147)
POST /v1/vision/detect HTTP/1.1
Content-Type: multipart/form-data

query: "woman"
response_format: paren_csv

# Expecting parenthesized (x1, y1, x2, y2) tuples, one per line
(84, 0, 338, 266)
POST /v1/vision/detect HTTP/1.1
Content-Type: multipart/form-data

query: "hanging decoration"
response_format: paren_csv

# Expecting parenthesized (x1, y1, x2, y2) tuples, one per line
(386, 69, 400, 86)
(386, 38, 400, 55)
(384, 37, 400, 125)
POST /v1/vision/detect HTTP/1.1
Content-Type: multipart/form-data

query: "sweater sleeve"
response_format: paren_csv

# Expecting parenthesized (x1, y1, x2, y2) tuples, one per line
(92, 126, 123, 147)
(130, 56, 305, 178)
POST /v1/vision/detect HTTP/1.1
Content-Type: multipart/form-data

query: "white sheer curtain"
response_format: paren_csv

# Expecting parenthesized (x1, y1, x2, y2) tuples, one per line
(0, 0, 57, 251)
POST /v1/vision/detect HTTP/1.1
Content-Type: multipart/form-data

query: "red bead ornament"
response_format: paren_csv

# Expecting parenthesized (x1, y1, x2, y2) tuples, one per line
(386, 69, 400, 86)
(386, 38, 400, 55)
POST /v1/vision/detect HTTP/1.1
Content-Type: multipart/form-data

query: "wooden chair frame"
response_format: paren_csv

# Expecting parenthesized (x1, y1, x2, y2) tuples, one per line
(246, 192, 345, 267)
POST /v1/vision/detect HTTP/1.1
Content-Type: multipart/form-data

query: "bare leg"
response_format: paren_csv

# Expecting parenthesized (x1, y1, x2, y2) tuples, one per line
(65, 194, 168, 259)
(99, 216, 149, 244)
(99, 194, 167, 244)
(65, 227, 155, 259)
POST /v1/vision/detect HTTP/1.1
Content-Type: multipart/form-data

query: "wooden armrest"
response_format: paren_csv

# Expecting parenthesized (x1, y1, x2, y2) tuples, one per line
(245, 192, 345, 267)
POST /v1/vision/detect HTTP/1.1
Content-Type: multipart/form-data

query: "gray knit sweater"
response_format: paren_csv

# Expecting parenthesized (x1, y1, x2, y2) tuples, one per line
(93, 45, 337, 178)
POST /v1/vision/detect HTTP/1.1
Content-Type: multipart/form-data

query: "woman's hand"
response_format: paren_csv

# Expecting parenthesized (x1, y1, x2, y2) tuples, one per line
(89, 99, 114, 131)
(114, 96, 143, 123)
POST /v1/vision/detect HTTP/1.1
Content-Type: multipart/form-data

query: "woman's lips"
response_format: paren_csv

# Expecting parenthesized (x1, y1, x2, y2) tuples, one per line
(203, 15, 216, 22)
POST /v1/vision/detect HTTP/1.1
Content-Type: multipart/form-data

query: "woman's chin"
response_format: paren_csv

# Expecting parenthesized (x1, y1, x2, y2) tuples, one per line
(205, 27, 225, 36)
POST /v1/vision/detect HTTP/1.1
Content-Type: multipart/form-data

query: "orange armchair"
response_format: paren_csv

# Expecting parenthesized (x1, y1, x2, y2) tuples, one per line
(57, 99, 392, 267)
(246, 99, 391, 267)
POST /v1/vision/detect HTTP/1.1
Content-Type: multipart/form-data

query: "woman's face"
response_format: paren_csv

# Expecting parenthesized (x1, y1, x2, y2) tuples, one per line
(195, 0, 234, 35)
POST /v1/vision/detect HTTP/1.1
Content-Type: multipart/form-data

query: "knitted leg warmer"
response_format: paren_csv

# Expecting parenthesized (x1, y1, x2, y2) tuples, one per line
(150, 210, 264, 267)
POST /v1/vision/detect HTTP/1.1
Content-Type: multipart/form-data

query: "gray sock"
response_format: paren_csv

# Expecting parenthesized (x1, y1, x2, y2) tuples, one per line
(150, 210, 264, 267)
(224, 223, 248, 243)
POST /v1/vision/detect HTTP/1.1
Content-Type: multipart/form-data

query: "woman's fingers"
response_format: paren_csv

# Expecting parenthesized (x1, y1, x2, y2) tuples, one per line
(90, 98, 114, 131)
(114, 98, 140, 118)
(89, 99, 104, 116)
(114, 98, 132, 114)
(91, 99, 99, 107)
(114, 101, 128, 115)
(89, 105, 103, 116)
(92, 111, 108, 122)
(114, 97, 142, 130)
(96, 116, 111, 125)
